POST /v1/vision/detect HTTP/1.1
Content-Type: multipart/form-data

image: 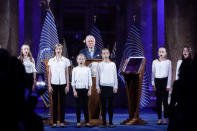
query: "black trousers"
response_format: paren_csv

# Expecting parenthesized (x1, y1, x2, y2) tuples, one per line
(75, 89, 89, 123)
(155, 77, 169, 119)
(100, 86, 114, 125)
(51, 84, 66, 123)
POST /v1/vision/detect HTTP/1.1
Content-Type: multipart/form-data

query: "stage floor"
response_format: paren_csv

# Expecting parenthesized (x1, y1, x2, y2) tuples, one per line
(36, 108, 167, 131)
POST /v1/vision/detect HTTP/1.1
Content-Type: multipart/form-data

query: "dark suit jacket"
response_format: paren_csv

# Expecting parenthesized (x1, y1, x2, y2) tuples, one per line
(80, 47, 101, 59)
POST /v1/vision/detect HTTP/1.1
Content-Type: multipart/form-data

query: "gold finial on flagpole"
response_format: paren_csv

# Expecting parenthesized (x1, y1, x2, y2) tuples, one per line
(94, 15, 97, 23)
(46, 0, 50, 9)
(47, 0, 50, 4)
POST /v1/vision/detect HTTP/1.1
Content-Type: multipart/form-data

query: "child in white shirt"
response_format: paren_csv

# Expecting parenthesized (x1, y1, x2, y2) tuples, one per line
(152, 47, 172, 125)
(72, 53, 92, 128)
(19, 44, 37, 92)
(96, 48, 118, 128)
(48, 44, 70, 128)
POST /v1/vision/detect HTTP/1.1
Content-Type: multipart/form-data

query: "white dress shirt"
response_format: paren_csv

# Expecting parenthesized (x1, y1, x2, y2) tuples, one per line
(151, 59, 172, 88)
(48, 56, 70, 85)
(175, 60, 182, 80)
(96, 61, 118, 89)
(71, 66, 92, 89)
(23, 57, 37, 73)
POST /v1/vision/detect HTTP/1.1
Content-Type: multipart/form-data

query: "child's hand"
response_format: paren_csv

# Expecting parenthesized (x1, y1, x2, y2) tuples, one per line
(152, 86, 156, 91)
(113, 88, 118, 93)
(87, 89, 91, 96)
(97, 88, 100, 94)
(166, 88, 172, 91)
(73, 90, 78, 97)
(32, 79, 36, 91)
(32, 85, 36, 91)
(65, 86, 69, 94)
(49, 85, 53, 93)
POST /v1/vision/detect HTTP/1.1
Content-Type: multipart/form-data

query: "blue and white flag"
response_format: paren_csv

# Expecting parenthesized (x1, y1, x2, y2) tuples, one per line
(36, 9, 59, 107)
(118, 24, 150, 108)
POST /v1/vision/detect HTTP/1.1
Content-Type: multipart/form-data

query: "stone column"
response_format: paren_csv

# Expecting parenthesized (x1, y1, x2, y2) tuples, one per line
(165, 0, 197, 82)
(0, 0, 19, 56)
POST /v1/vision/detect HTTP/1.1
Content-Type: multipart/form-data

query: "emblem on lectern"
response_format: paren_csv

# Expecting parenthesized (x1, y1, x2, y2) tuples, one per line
(88, 62, 98, 77)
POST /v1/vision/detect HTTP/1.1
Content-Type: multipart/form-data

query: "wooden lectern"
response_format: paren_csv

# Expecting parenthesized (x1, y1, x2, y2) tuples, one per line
(120, 57, 147, 125)
(85, 59, 103, 125)
(43, 59, 69, 125)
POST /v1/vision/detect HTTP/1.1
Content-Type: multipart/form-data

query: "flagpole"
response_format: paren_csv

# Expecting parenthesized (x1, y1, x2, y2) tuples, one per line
(94, 15, 96, 23)
(45, 0, 55, 19)
(133, 15, 136, 22)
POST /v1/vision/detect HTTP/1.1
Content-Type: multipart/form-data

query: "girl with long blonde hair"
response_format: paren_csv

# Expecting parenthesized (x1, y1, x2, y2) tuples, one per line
(19, 43, 37, 92)
(48, 43, 70, 128)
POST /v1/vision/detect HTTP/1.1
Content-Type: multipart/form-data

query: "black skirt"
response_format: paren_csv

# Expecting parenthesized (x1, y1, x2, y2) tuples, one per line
(26, 73, 34, 90)
(100, 85, 114, 97)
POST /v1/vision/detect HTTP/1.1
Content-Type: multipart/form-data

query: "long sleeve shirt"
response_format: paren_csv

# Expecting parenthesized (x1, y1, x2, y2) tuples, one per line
(96, 61, 118, 89)
(175, 60, 182, 80)
(71, 66, 92, 89)
(151, 59, 172, 88)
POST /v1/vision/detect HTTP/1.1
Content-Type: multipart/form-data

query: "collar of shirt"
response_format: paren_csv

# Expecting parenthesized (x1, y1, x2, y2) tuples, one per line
(23, 57, 32, 63)
(88, 48, 95, 52)
(23, 56, 30, 60)
(53, 56, 64, 62)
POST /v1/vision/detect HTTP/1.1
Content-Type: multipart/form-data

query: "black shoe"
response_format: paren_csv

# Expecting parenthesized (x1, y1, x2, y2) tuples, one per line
(162, 122, 167, 125)
(85, 123, 92, 127)
(157, 122, 162, 125)
(109, 124, 116, 128)
(52, 124, 57, 128)
(157, 120, 162, 125)
(76, 123, 81, 128)
(163, 119, 167, 125)
(99, 124, 106, 128)
(60, 123, 65, 128)
(76, 125, 81, 128)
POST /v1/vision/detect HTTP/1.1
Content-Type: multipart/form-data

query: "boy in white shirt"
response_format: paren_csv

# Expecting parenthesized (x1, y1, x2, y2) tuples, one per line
(152, 47, 172, 125)
(96, 48, 118, 128)
(72, 54, 92, 128)
(48, 44, 70, 128)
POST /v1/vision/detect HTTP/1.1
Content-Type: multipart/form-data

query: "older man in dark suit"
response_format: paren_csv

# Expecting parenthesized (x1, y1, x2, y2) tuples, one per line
(80, 35, 101, 59)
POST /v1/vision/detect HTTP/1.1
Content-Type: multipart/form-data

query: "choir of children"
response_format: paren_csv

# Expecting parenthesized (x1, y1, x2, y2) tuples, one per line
(20, 41, 192, 128)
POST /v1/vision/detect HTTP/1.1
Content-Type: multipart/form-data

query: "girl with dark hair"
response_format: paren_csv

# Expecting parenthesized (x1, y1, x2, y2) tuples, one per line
(175, 46, 192, 80)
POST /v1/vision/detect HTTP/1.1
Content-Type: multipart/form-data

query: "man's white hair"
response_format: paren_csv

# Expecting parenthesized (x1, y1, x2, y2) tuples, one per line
(85, 35, 95, 42)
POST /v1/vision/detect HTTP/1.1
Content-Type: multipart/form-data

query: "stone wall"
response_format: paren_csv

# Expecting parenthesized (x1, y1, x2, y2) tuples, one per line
(0, 0, 19, 56)
(165, 0, 197, 82)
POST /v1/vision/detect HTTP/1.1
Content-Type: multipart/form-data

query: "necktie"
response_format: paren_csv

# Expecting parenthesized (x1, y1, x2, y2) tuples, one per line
(89, 48, 94, 52)
(89, 48, 94, 58)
